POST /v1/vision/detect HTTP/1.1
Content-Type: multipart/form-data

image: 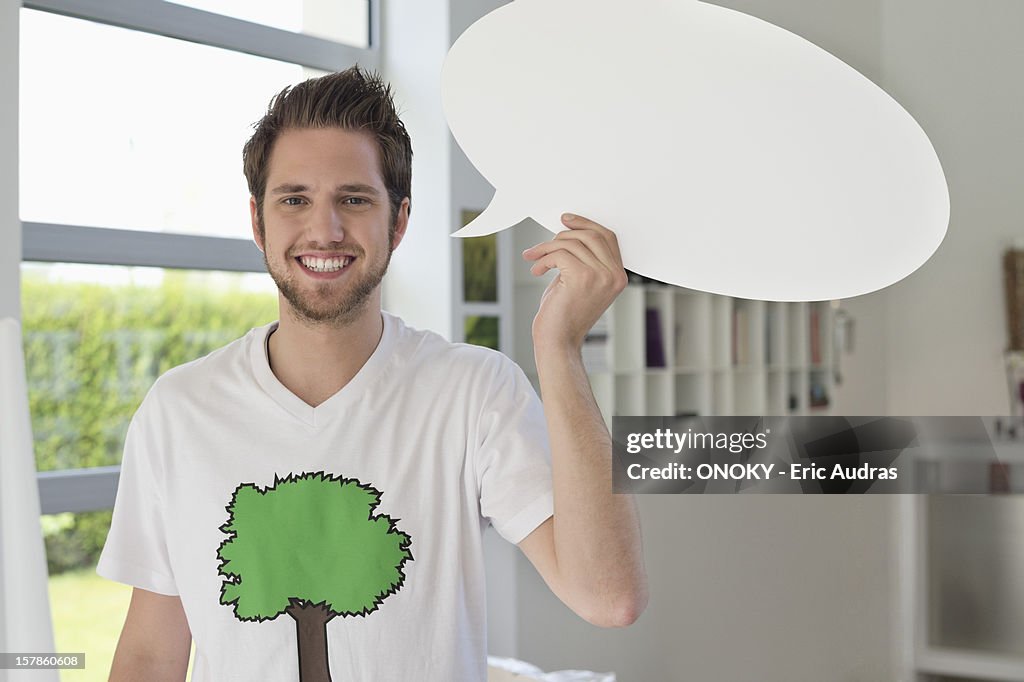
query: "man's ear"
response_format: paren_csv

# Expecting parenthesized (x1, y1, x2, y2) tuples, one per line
(390, 198, 411, 251)
(250, 196, 264, 253)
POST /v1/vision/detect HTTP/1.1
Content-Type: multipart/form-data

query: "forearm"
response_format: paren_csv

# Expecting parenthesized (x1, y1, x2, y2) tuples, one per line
(110, 650, 189, 682)
(109, 590, 191, 682)
(535, 341, 647, 626)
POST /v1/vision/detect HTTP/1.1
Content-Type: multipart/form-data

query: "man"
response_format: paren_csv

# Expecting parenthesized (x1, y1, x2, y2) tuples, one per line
(98, 67, 646, 681)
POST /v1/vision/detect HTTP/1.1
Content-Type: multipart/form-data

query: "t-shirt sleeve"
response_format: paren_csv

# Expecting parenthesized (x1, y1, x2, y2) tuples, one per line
(96, 391, 179, 596)
(475, 356, 553, 545)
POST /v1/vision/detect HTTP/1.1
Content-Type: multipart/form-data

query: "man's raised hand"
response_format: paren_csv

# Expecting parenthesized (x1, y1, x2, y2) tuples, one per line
(522, 213, 628, 352)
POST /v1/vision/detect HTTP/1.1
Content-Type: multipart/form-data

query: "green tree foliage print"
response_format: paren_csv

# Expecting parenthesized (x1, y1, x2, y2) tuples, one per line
(217, 472, 413, 682)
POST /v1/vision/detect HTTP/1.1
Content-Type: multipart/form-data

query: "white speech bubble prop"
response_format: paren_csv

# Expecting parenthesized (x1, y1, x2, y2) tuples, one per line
(442, 0, 949, 301)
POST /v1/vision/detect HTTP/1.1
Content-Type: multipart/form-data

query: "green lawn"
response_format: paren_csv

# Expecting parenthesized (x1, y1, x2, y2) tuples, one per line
(48, 568, 194, 681)
(49, 567, 130, 682)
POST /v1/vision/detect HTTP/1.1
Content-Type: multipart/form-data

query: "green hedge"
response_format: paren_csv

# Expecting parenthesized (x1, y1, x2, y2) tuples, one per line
(23, 270, 278, 574)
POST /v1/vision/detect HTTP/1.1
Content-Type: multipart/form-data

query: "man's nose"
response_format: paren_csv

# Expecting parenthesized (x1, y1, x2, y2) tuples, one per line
(308, 202, 345, 244)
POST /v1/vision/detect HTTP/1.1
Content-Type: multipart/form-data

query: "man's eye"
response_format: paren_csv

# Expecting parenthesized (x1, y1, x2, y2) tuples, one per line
(343, 197, 369, 206)
(282, 197, 305, 206)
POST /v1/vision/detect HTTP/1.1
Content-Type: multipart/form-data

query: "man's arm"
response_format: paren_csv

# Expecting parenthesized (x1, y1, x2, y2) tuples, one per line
(518, 213, 648, 628)
(109, 588, 192, 681)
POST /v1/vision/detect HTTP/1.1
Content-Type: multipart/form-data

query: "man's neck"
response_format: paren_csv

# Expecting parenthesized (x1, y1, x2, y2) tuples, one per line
(266, 301, 384, 408)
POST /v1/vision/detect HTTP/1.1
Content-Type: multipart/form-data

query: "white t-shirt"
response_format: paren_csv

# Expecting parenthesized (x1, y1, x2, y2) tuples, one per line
(97, 312, 553, 681)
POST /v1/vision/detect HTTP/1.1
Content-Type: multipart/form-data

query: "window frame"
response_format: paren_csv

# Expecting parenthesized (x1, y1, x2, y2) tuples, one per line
(24, 0, 379, 70)
(21, 0, 379, 514)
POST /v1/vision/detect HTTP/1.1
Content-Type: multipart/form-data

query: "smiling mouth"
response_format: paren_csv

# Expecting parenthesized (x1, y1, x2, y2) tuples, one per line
(296, 255, 354, 273)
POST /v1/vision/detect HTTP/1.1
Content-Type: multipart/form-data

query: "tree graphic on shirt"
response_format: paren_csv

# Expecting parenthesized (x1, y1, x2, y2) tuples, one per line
(216, 471, 413, 682)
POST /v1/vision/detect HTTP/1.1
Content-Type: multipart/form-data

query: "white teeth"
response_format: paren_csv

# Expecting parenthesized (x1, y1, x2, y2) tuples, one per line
(299, 256, 352, 273)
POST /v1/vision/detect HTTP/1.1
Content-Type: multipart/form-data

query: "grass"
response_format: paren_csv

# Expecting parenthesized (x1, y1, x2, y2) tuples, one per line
(48, 567, 195, 681)
(48, 566, 131, 682)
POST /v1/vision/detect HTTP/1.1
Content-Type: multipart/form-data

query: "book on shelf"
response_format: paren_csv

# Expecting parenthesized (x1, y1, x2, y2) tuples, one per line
(1004, 248, 1024, 350)
(732, 306, 749, 365)
(810, 307, 821, 365)
(674, 321, 685, 368)
(645, 307, 666, 368)
(731, 308, 737, 365)
(809, 380, 829, 408)
(990, 461, 1011, 493)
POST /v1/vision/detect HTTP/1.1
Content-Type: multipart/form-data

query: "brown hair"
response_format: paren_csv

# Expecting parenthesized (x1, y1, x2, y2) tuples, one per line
(243, 65, 413, 236)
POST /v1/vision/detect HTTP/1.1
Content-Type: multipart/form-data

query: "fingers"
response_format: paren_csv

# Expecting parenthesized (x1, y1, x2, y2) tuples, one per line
(527, 243, 626, 295)
(521, 214, 623, 271)
(528, 249, 584, 278)
(524, 233, 606, 274)
(522, 213, 627, 290)
(560, 213, 623, 265)
(553, 227, 620, 273)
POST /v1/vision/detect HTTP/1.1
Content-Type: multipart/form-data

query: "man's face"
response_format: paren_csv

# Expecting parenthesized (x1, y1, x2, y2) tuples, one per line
(251, 127, 409, 326)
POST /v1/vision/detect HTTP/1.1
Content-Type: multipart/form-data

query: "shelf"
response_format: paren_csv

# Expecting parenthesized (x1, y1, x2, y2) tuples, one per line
(504, 219, 837, 419)
(917, 646, 1024, 682)
(732, 364, 766, 373)
(613, 285, 645, 372)
(914, 442, 1024, 464)
(614, 374, 645, 416)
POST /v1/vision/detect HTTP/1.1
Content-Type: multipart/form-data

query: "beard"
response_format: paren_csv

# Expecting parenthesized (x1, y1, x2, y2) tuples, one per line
(263, 242, 393, 328)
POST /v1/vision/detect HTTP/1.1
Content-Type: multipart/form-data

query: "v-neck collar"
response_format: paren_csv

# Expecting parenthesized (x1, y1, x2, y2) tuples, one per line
(249, 312, 399, 428)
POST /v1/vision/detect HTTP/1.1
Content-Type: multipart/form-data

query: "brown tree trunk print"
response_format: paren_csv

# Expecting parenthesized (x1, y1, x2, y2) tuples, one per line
(287, 598, 337, 682)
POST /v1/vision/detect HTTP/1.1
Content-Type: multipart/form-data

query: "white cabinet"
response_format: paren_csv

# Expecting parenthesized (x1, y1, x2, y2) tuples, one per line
(904, 488, 1024, 682)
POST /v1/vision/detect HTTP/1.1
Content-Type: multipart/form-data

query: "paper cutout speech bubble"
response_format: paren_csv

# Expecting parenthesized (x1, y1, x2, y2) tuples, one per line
(442, 0, 949, 301)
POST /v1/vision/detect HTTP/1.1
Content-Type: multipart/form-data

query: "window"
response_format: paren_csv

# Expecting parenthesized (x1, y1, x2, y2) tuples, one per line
(456, 209, 512, 353)
(168, 0, 370, 47)
(18, 2, 377, 675)
(23, 263, 277, 472)
(20, 9, 328, 238)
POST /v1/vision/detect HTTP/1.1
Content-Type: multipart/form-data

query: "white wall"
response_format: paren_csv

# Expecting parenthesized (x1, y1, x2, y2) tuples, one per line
(518, 497, 895, 681)
(712, 0, 883, 83)
(879, 0, 1022, 416)
(380, 0, 455, 336)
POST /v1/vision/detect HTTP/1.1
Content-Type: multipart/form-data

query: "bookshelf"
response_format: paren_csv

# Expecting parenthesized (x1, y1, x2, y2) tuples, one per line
(509, 221, 837, 420)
